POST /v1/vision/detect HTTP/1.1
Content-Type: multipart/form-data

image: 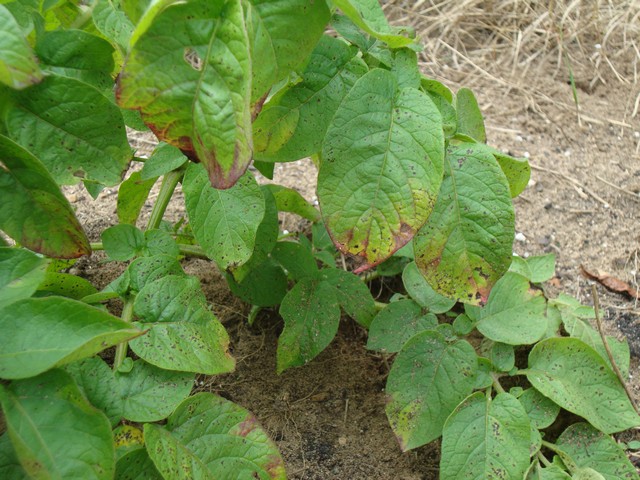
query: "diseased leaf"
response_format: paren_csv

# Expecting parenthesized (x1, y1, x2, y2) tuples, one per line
(518, 388, 560, 429)
(556, 423, 639, 480)
(320, 267, 377, 327)
(277, 276, 340, 373)
(0, 247, 48, 309)
(0, 297, 141, 379)
(414, 143, 514, 305)
(183, 163, 265, 270)
(92, 0, 135, 55)
(272, 241, 318, 280)
(0, 369, 114, 479)
(102, 224, 146, 261)
(319, 68, 444, 271)
(331, 0, 414, 48)
(117, 172, 157, 225)
(118, 0, 252, 188)
(130, 275, 234, 374)
(477, 272, 548, 345)
(36, 272, 98, 300)
(163, 393, 286, 478)
(116, 448, 162, 480)
(116, 360, 194, 422)
(526, 338, 640, 433)
(247, 0, 330, 101)
(402, 261, 456, 314)
(64, 357, 124, 427)
(227, 259, 288, 307)
(0, 135, 90, 258)
(440, 392, 531, 480)
(0, 5, 43, 89)
(4, 75, 131, 186)
(144, 424, 215, 480)
(254, 34, 367, 162)
(367, 299, 437, 352)
(385, 330, 477, 450)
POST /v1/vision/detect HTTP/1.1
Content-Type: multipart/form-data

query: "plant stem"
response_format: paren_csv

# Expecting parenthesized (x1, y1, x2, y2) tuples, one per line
(374, 301, 388, 310)
(536, 452, 552, 468)
(113, 298, 135, 371)
(491, 373, 506, 394)
(177, 244, 209, 259)
(147, 170, 183, 231)
(591, 284, 640, 415)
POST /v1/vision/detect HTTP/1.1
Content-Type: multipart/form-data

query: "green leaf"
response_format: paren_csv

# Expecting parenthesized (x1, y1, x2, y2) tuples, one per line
(126, 254, 184, 292)
(510, 254, 556, 283)
(118, 0, 252, 189)
(555, 298, 630, 379)
(4, 75, 130, 186)
(390, 48, 421, 89)
(265, 185, 320, 222)
(277, 276, 340, 373)
(140, 142, 187, 181)
(36, 272, 98, 300)
(117, 172, 157, 225)
(161, 392, 286, 478)
(0, 5, 43, 89)
(526, 338, 640, 433)
(183, 163, 265, 270)
(144, 229, 180, 258)
(64, 357, 123, 427)
(102, 224, 146, 261)
(246, 0, 330, 102)
(0, 135, 90, 258)
(413, 143, 514, 304)
(421, 78, 457, 138)
(385, 330, 477, 450)
(491, 149, 531, 198)
(490, 342, 515, 372)
(330, 0, 414, 48)
(0, 297, 141, 379)
(455, 87, 486, 142)
(144, 424, 215, 480)
(367, 299, 437, 352)
(477, 272, 548, 345)
(557, 423, 639, 480)
(441, 392, 531, 479)
(130, 275, 234, 374)
(116, 448, 162, 480)
(402, 261, 456, 314)
(573, 469, 606, 480)
(92, 0, 134, 55)
(227, 259, 288, 307)
(0, 247, 48, 309)
(518, 388, 560, 429)
(0, 434, 28, 480)
(0, 369, 114, 479)
(116, 360, 194, 422)
(35, 29, 115, 93)
(254, 34, 367, 163)
(271, 240, 318, 280)
(319, 68, 444, 271)
(320, 267, 377, 327)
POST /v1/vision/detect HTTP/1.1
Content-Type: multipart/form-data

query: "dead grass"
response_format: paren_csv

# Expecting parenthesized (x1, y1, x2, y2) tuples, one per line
(384, 0, 640, 116)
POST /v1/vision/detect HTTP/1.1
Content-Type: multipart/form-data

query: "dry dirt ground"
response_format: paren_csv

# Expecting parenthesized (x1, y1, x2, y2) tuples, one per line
(63, 7, 640, 479)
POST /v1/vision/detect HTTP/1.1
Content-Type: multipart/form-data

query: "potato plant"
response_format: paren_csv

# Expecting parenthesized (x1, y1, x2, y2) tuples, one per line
(0, 0, 638, 478)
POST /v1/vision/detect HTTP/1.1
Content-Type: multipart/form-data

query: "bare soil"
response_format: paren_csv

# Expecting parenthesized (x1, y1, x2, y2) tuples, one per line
(64, 22, 640, 480)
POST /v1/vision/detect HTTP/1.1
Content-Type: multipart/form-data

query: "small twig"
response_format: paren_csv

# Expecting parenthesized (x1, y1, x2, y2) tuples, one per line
(529, 164, 610, 207)
(343, 397, 349, 425)
(591, 284, 640, 416)
(595, 175, 640, 201)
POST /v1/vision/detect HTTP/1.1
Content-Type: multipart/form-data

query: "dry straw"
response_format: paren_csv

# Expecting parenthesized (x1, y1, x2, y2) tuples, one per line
(383, 0, 640, 116)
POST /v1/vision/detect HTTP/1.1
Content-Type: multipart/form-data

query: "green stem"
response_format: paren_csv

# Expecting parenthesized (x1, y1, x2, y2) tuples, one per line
(537, 451, 552, 468)
(147, 170, 183, 231)
(90, 242, 104, 251)
(491, 373, 506, 394)
(374, 301, 388, 311)
(113, 298, 135, 371)
(361, 270, 381, 283)
(177, 244, 209, 259)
